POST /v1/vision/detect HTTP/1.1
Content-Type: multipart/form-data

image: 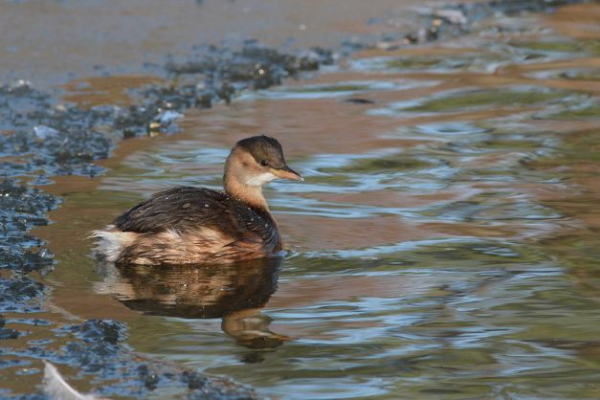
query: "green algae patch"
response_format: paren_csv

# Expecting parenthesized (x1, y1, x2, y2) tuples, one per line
(474, 138, 542, 150)
(508, 39, 600, 57)
(323, 155, 435, 174)
(582, 39, 600, 56)
(551, 104, 600, 120)
(405, 88, 566, 113)
(509, 40, 583, 53)
(531, 129, 600, 173)
(385, 57, 460, 70)
(387, 58, 439, 69)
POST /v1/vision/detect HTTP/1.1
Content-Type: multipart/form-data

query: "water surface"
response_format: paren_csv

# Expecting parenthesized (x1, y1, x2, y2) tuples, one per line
(38, 4, 600, 399)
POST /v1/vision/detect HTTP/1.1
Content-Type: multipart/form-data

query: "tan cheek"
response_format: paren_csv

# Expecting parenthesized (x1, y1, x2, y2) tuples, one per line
(245, 161, 262, 173)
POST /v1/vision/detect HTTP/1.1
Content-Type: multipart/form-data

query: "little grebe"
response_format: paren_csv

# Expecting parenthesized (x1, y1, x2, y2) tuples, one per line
(93, 135, 302, 265)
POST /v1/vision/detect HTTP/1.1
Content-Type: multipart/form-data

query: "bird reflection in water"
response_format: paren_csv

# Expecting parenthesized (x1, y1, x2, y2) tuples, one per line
(96, 257, 290, 349)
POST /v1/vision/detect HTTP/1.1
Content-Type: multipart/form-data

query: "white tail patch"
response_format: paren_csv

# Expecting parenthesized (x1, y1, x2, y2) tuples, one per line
(159, 228, 183, 242)
(90, 225, 138, 263)
(156, 227, 225, 245)
(91, 225, 237, 265)
(43, 361, 108, 400)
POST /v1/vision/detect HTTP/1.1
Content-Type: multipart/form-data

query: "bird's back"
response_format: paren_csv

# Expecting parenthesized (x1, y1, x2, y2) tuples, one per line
(95, 186, 283, 265)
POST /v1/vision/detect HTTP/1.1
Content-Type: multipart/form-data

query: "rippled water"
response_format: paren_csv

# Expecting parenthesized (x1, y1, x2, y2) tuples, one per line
(39, 4, 600, 399)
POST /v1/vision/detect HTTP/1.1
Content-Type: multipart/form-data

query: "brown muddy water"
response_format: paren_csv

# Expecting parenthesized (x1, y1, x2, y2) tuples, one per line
(24, 3, 600, 399)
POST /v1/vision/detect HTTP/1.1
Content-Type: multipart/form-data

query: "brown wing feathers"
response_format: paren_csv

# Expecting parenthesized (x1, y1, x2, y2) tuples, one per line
(114, 186, 281, 251)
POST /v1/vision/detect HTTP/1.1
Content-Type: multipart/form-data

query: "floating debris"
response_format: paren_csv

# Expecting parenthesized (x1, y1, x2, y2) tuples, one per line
(44, 361, 107, 400)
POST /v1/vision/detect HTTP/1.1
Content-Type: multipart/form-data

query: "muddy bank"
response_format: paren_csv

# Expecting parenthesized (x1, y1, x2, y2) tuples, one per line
(0, 0, 418, 87)
(0, 0, 596, 398)
(2, 0, 589, 86)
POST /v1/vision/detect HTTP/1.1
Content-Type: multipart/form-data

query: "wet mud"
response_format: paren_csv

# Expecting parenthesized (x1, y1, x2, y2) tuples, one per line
(1, 0, 599, 398)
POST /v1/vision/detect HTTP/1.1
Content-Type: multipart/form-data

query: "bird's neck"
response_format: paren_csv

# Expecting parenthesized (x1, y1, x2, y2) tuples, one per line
(224, 177, 269, 211)
(223, 149, 270, 211)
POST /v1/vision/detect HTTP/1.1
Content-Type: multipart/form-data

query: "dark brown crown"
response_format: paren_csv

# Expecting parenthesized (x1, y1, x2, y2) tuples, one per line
(235, 135, 287, 169)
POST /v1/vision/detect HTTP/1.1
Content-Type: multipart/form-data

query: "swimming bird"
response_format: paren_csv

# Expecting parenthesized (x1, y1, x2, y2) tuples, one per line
(93, 135, 302, 266)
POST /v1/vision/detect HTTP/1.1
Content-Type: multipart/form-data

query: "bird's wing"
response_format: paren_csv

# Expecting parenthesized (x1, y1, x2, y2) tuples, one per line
(114, 186, 236, 234)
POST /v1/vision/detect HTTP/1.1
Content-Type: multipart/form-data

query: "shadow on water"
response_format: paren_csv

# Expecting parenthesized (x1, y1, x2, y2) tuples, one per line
(97, 257, 289, 350)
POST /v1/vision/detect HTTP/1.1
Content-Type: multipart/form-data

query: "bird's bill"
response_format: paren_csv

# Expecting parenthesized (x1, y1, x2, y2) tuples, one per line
(272, 165, 303, 181)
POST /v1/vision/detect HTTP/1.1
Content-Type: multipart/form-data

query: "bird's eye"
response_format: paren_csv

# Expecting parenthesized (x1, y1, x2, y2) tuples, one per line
(260, 159, 269, 167)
